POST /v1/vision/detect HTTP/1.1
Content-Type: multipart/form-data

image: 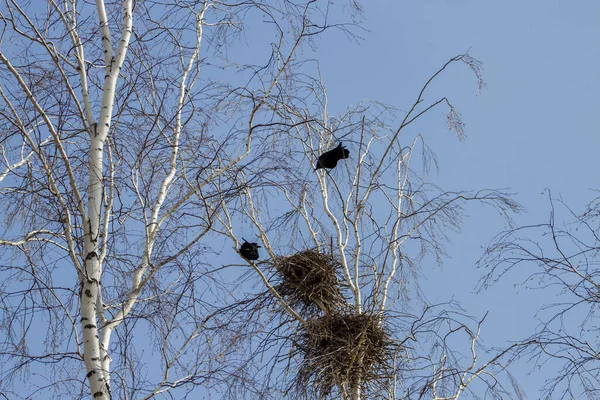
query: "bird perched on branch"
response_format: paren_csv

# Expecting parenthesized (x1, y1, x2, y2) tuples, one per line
(240, 239, 261, 261)
(315, 142, 349, 170)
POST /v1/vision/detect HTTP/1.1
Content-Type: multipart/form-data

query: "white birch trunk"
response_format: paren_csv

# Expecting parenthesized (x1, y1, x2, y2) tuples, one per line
(82, 136, 106, 396)
(351, 383, 361, 400)
(80, 0, 132, 397)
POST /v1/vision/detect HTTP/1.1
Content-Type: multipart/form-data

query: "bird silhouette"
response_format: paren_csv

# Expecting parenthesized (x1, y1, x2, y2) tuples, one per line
(240, 239, 261, 261)
(315, 142, 349, 170)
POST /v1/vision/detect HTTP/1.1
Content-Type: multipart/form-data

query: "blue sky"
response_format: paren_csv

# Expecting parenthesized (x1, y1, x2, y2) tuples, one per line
(309, 1, 600, 396)
(319, 1, 600, 205)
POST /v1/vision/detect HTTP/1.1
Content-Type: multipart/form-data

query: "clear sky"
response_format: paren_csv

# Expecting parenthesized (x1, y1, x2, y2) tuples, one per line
(310, 1, 600, 396)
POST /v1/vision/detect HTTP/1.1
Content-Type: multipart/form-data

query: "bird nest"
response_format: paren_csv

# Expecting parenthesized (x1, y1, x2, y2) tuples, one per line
(293, 312, 394, 399)
(271, 249, 346, 316)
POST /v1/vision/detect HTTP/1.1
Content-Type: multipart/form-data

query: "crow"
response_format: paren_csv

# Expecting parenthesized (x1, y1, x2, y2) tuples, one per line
(240, 239, 261, 261)
(315, 142, 349, 170)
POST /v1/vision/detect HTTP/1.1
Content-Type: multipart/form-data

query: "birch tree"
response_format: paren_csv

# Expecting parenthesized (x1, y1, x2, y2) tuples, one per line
(0, 0, 355, 398)
(480, 192, 600, 398)
(214, 56, 524, 399)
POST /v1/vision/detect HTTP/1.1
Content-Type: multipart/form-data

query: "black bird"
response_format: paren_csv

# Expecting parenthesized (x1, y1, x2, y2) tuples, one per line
(315, 142, 349, 170)
(240, 239, 261, 261)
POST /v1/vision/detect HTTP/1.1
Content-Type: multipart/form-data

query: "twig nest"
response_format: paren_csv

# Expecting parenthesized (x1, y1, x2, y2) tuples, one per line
(295, 312, 394, 398)
(272, 249, 346, 316)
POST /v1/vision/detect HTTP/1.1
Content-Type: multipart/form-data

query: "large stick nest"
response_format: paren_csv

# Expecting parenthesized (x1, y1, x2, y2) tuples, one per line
(271, 249, 346, 316)
(293, 312, 395, 399)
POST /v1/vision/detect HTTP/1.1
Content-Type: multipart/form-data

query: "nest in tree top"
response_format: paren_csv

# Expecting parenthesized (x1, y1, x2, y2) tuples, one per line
(272, 249, 346, 316)
(294, 313, 394, 398)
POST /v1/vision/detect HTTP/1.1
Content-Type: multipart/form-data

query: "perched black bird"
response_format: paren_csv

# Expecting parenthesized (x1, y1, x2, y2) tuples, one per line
(240, 239, 261, 261)
(315, 142, 350, 170)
